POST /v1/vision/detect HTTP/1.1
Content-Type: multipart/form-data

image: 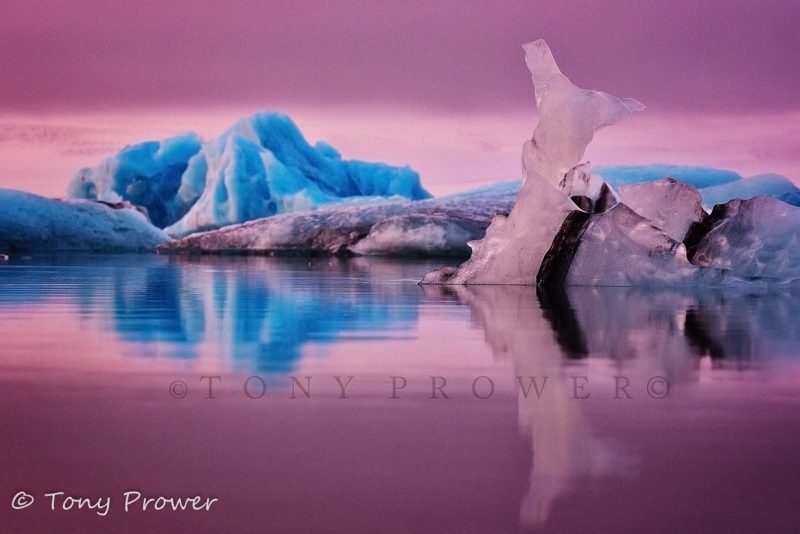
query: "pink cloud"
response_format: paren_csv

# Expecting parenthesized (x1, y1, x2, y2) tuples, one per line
(0, 107, 797, 198)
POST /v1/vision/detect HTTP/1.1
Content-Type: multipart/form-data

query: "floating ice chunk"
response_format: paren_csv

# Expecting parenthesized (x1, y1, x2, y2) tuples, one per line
(617, 178, 707, 242)
(349, 214, 481, 257)
(424, 39, 643, 285)
(0, 189, 170, 253)
(158, 181, 518, 257)
(423, 40, 800, 287)
(685, 196, 800, 279)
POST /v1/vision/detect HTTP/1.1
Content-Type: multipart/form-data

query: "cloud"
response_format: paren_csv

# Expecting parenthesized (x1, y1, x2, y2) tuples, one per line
(0, 122, 117, 156)
(0, 107, 797, 199)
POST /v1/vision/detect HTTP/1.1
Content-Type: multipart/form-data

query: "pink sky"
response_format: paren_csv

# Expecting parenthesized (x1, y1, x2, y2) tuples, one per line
(1, 0, 798, 196)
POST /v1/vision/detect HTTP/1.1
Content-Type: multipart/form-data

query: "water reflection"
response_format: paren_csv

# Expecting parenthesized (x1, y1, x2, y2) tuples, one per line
(0, 255, 434, 371)
(107, 256, 423, 368)
(2, 256, 799, 530)
(560, 286, 800, 369)
(429, 283, 800, 527)
(432, 285, 636, 526)
(6, 256, 795, 373)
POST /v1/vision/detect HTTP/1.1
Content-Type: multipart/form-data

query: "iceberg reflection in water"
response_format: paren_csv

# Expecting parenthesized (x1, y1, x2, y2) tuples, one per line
(1, 256, 799, 531)
(0, 255, 425, 371)
(427, 283, 800, 527)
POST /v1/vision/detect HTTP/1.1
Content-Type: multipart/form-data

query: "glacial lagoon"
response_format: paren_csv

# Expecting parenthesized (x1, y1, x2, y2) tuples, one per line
(1, 255, 799, 532)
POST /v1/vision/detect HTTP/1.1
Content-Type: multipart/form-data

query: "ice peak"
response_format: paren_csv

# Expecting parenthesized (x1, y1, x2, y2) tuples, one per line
(523, 39, 645, 187)
(422, 38, 650, 285)
(522, 39, 563, 108)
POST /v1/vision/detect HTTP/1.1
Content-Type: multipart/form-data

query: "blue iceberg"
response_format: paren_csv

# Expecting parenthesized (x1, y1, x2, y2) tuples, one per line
(597, 165, 800, 208)
(69, 112, 430, 236)
(596, 165, 743, 189)
(0, 189, 170, 253)
(699, 173, 800, 208)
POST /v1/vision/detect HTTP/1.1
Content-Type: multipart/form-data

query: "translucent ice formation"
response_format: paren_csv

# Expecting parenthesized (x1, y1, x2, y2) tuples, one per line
(685, 196, 800, 279)
(538, 205, 726, 287)
(423, 40, 644, 285)
(422, 40, 800, 287)
(617, 178, 707, 242)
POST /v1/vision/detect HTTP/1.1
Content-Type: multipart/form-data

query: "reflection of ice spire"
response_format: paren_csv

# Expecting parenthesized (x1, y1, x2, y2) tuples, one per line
(451, 285, 637, 527)
(516, 353, 637, 526)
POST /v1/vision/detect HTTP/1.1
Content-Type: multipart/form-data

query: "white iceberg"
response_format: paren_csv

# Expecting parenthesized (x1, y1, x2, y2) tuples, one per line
(69, 112, 430, 236)
(538, 204, 731, 287)
(0, 189, 170, 253)
(157, 181, 518, 257)
(423, 40, 644, 285)
(422, 40, 800, 287)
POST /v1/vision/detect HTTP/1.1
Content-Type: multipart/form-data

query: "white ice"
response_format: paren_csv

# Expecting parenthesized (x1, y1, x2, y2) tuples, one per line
(564, 205, 714, 286)
(422, 39, 800, 287)
(617, 178, 706, 242)
(423, 39, 644, 285)
(158, 181, 518, 257)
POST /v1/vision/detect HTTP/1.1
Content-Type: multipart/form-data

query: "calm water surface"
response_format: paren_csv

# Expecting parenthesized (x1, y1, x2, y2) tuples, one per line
(1, 255, 799, 533)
